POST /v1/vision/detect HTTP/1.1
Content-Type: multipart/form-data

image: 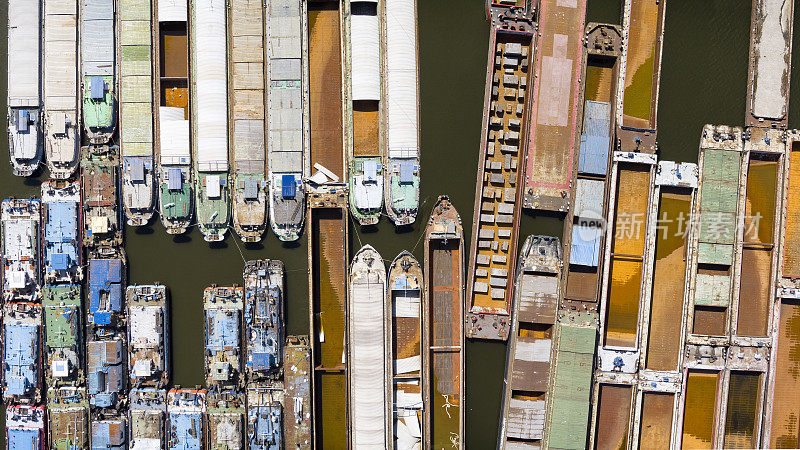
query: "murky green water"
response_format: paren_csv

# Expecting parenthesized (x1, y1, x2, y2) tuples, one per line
(0, 0, 782, 445)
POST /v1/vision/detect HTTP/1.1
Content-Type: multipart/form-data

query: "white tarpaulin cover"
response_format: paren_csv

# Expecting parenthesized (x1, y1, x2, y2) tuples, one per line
(8, 0, 40, 107)
(353, 175, 383, 209)
(159, 107, 189, 164)
(350, 14, 380, 101)
(194, 0, 228, 171)
(158, 0, 187, 22)
(349, 247, 388, 448)
(385, 0, 418, 159)
(81, 0, 114, 76)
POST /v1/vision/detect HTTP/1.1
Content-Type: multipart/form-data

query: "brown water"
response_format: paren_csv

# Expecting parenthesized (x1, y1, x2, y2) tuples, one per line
(682, 370, 719, 449)
(622, 0, 661, 127)
(723, 371, 761, 449)
(0, 0, 777, 444)
(646, 189, 690, 370)
(639, 392, 674, 449)
(594, 384, 632, 449)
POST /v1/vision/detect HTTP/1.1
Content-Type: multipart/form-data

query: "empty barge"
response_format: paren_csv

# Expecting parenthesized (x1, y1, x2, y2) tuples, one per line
(423, 196, 464, 448)
(155, 0, 193, 235)
(230, 0, 268, 243)
(191, 0, 230, 242)
(120, 0, 156, 227)
(80, 0, 117, 144)
(466, 3, 535, 341)
(348, 244, 390, 448)
(617, 0, 666, 152)
(497, 235, 561, 448)
(43, 0, 80, 179)
(7, 0, 42, 177)
(283, 335, 312, 448)
(1, 198, 41, 303)
(745, 0, 794, 128)
(522, 0, 586, 212)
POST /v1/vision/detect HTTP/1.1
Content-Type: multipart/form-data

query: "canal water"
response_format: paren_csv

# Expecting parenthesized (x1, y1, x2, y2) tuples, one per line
(0, 0, 791, 446)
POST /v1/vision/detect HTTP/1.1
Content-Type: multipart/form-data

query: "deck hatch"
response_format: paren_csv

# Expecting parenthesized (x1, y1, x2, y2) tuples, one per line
(130, 158, 145, 182)
(281, 174, 296, 198)
(90, 76, 105, 99)
(244, 179, 258, 200)
(168, 168, 182, 190)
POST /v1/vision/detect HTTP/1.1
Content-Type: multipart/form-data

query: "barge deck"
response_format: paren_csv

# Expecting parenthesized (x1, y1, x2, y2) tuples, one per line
(156, 0, 193, 235)
(7, 0, 43, 177)
(423, 196, 464, 448)
(42, 181, 83, 284)
(43, 0, 80, 179)
(230, 0, 267, 242)
(244, 259, 284, 381)
(129, 388, 167, 449)
(388, 251, 424, 449)
(120, 0, 156, 226)
(383, 0, 421, 226)
(43, 285, 83, 387)
(206, 390, 246, 448)
(203, 286, 244, 390)
(47, 387, 89, 449)
(346, 0, 384, 225)
(7, 405, 45, 448)
(267, 0, 308, 241)
(497, 235, 561, 448)
(466, 4, 535, 341)
(307, 187, 349, 448)
(80, 0, 117, 144)
(348, 244, 390, 448)
(167, 388, 206, 450)
(745, 0, 794, 128)
(191, 0, 230, 242)
(81, 145, 123, 249)
(1, 198, 42, 302)
(3, 302, 43, 404)
(127, 284, 170, 388)
(522, 0, 586, 213)
(617, 0, 666, 152)
(247, 383, 284, 449)
(283, 335, 312, 448)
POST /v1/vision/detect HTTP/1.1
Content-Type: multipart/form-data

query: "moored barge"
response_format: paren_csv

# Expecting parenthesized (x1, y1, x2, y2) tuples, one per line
(745, 0, 794, 128)
(87, 332, 127, 411)
(1, 198, 41, 303)
(191, 0, 230, 242)
(423, 196, 464, 448)
(388, 251, 424, 449)
(522, 0, 586, 212)
(43, 0, 81, 179)
(167, 387, 206, 450)
(81, 145, 123, 248)
(382, 0, 420, 226)
(247, 383, 283, 449)
(244, 259, 284, 381)
(80, 0, 117, 144)
(497, 235, 561, 448)
(203, 285, 244, 389)
(43, 285, 84, 387)
(87, 247, 126, 330)
(230, 0, 268, 243)
(465, 4, 534, 341)
(346, 0, 384, 225)
(47, 387, 89, 449)
(42, 181, 83, 284)
(155, 0, 193, 235)
(6, 404, 46, 449)
(129, 388, 167, 449)
(266, 0, 308, 241)
(120, 0, 156, 227)
(283, 335, 312, 448)
(127, 284, 169, 388)
(90, 416, 128, 448)
(7, 0, 43, 177)
(348, 244, 390, 448)
(617, 0, 666, 152)
(2, 302, 43, 404)
(206, 390, 246, 448)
